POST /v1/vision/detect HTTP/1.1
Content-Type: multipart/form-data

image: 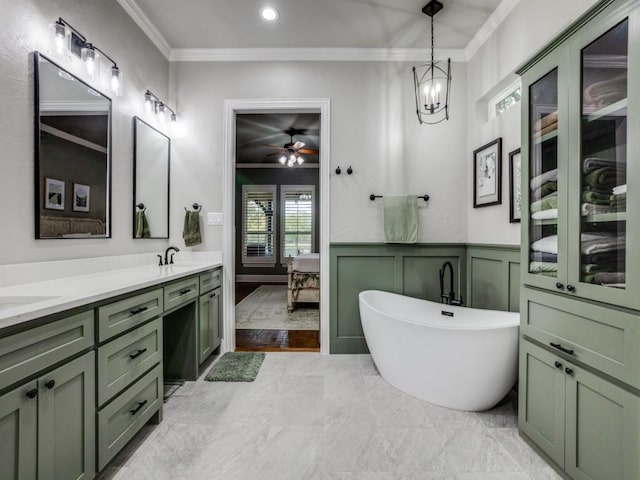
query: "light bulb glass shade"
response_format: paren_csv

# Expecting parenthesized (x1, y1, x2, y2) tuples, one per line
(279, 156, 287, 165)
(81, 46, 99, 80)
(144, 92, 154, 112)
(50, 21, 69, 58)
(110, 66, 122, 96)
(289, 154, 296, 163)
(413, 58, 451, 125)
(259, 7, 279, 21)
(157, 103, 166, 123)
(297, 156, 304, 165)
(171, 116, 185, 138)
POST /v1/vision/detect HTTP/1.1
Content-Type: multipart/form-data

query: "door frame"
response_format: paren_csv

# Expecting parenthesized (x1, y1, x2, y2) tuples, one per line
(222, 98, 331, 354)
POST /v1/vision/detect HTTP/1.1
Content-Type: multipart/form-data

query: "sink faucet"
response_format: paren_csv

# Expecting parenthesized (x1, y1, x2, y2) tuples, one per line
(163, 246, 180, 265)
(439, 261, 463, 306)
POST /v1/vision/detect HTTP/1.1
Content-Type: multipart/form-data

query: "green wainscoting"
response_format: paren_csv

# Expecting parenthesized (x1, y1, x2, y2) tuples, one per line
(330, 243, 520, 354)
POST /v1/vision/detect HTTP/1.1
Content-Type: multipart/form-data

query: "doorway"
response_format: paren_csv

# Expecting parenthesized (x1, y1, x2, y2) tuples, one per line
(222, 99, 331, 354)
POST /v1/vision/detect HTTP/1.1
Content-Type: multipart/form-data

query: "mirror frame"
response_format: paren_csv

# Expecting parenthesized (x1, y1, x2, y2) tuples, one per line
(132, 116, 171, 239)
(33, 51, 112, 239)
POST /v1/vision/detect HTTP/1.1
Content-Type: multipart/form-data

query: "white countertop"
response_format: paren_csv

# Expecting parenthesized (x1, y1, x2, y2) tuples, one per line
(0, 255, 222, 332)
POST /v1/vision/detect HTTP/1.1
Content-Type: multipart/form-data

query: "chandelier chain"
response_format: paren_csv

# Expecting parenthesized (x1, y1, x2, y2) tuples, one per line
(430, 15, 434, 67)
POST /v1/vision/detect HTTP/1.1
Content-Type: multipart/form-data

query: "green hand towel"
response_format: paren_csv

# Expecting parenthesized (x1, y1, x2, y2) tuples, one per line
(135, 210, 150, 238)
(583, 167, 625, 189)
(383, 194, 417, 244)
(530, 195, 559, 213)
(183, 211, 202, 247)
(582, 190, 611, 205)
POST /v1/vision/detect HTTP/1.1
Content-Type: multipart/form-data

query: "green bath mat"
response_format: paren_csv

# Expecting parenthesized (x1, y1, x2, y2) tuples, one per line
(204, 352, 265, 382)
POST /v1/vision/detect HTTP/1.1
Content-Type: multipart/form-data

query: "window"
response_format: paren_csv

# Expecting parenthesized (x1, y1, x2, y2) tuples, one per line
(242, 185, 276, 266)
(489, 79, 522, 119)
(281, 185, 315, 261)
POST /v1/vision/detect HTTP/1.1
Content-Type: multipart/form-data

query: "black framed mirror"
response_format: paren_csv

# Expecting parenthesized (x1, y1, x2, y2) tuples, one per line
(34, 52, 111, 239)
(133, 117, 170, 239)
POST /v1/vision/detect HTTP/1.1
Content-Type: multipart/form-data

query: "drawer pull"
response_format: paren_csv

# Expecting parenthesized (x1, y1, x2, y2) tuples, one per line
(130, 306, 149, 315)
(130, 400, 148, 416)
(44, 380, 56, 389)
(179, 288, 192, 295)
(210, 293, 216, 298)
(26, 388, 38, 399)
(129, 348, 148, 360)
(554, 361, 562, 369)
(550, 342, 575, 355)
(565, 367, 574, 375)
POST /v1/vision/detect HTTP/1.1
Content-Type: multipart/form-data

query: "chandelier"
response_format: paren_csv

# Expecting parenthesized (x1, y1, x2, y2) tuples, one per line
(413, 0, 451, 124)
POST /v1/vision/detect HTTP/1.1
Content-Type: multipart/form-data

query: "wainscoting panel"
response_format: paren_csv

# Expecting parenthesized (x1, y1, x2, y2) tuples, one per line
(330, 244, 466, 354)
(466, 245, 521, 313)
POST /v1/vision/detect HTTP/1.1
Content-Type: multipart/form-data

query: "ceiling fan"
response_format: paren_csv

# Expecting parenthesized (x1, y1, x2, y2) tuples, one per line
(264, 128, 319, 167)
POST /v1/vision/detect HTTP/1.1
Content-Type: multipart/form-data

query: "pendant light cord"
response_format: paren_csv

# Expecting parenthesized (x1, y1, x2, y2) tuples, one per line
(430, 15, 435, 87)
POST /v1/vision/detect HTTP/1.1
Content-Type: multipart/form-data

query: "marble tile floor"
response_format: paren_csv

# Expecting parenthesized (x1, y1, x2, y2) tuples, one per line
(98, 353, 561, 480)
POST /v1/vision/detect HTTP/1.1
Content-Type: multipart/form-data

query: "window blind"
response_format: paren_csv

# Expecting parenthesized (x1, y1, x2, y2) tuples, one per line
(281, 186, 315, 260)
(242, 185, 276, 265)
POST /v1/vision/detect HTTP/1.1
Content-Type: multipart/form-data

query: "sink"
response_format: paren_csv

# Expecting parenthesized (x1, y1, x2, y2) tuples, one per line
(0, 296, 59, 311)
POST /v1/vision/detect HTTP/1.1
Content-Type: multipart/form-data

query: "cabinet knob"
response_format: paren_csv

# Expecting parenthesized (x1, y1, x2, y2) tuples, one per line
(555, 282, 564, 290)
(26, 388, 38, 399)
(566, 284, 576, 293)
(554, 361, 563, 369)
(565, 367, 574, 375)
(44, 380, 55, 389)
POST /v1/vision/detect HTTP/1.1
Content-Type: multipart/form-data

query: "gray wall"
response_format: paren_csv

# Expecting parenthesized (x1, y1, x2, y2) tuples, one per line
(235, 167, 320, 276)
(0, 0, 169, 264)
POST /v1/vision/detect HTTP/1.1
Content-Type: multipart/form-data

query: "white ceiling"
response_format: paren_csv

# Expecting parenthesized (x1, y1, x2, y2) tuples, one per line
(123, 0, 507, 55)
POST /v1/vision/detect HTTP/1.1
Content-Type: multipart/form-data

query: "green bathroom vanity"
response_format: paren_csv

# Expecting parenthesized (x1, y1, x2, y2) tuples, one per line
(0, 261, 222, 479)
(518, 0, 640, 478)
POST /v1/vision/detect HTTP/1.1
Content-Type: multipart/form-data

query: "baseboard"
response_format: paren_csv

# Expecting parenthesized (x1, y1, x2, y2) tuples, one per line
(236, 274, 288, 283)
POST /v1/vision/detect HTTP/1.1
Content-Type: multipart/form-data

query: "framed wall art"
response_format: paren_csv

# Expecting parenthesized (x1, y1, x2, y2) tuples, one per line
(473, 138, 502, 208)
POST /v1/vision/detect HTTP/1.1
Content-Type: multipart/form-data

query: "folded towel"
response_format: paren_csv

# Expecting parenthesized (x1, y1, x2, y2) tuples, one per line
(531, 209, 558, 220)
(532, 182, 558, 201)
(531, 251, 558, 263)
(582, 250, 625, 265)
(530, 261, 558, 273)
(582, 190, 612, 205)
(593, 272, 626, 284)
(583, 72, 627, 107)
(582, 262, 625, 274)
(534, 122, 558, 138)
(610, 192, 627, 208)
(612, 184, 627, 195)
(135, 210, 150, 239)
(383, 194, 417, 244)
(183, 211, 202, 247)
(531, 169, 558, 191)
(582, 157, 618, 174)
(531, 235, 558, 254)
(583, 167, 626, 189)
(581, 203, 615, 216)
(531, 195, 559, 213)
(534, 110, 558, 132)
(581, 233, 625, 255)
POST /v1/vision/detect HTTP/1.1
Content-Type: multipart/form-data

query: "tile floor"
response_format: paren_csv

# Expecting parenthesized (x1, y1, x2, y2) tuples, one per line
(99, 353, 561, 480)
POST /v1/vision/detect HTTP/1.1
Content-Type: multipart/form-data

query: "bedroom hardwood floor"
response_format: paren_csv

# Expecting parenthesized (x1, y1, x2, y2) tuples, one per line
(235, 282, 320, 352)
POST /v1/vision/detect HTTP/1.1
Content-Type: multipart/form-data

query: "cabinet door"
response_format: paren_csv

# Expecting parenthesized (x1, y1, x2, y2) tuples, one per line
(198, 292, 214, 364)
(0, 381, 38, 480)
(37, 351, 95, 480)
(567, 4, 640, 310)
(212, 287, 221, 352)
(565, 364, 640, 480)
(519, 339, 566, 467)
(521, 47, 570, 292)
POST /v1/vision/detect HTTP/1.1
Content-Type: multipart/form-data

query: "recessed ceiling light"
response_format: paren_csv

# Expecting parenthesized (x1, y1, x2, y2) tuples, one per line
(260, 6, 279, 21)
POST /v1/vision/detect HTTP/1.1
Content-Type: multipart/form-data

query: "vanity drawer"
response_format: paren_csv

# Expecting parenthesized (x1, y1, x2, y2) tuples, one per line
(199, 269, 221, 294)
(97, 363, 162, 470)
(98, 289, 163, 342)
(0, 310, 94, 392)
(97, 318, 162, 406)
(522, 289, 640, 388)
(164, 277, 199, 312)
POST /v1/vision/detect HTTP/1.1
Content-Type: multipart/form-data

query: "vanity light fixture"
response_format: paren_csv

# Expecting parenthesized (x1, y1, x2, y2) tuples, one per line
(50, 17, 123, 96)
(412, 1, 451, 124)
(143, 90, 181, 133)
(259, 6, 279, 21)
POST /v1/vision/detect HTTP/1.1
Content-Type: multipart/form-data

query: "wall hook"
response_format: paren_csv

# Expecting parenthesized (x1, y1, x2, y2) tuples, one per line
(136, 203, 145, 210)
(347, 166, 353, 175)
(335, 166, 341, 175)
(185, 203, 202, 212)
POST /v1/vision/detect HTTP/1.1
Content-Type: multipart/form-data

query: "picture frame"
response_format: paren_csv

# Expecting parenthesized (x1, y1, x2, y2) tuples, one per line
(44, 177, 65, 210)
(73, 183, 91, 212)
(509, 148, 522, 223)
(473, 138, 502, 208)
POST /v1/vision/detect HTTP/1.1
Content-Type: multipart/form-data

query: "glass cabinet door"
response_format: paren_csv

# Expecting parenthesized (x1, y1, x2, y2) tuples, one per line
(528, 68, 562, 283)
(578, 19, 628, 291)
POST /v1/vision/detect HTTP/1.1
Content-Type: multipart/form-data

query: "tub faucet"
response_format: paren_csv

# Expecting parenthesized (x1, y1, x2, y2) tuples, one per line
(163, 246, 180, 265)
(439, 261, 463, 306)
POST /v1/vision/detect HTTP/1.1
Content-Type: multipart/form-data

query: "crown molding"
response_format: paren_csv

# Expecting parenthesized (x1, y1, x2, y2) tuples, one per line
(116, 0, 171, 59)
(464, 0, 521, 61)
(170, 47, 466, 62)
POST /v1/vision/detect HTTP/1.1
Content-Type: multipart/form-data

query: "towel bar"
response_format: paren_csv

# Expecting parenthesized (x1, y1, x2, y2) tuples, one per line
(369, 194, 430, 202)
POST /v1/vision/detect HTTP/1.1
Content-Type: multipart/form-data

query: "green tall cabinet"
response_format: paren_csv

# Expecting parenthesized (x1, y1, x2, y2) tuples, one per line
(518, 1, 640, 478)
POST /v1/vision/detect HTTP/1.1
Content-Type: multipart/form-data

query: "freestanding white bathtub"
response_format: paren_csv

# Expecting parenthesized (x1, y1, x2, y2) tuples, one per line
(359, 290, 519, 412)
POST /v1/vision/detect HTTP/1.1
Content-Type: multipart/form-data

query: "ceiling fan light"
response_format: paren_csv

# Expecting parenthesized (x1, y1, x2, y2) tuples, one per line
(297, 156, 304, 165)
(279, 156, 287, 165)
